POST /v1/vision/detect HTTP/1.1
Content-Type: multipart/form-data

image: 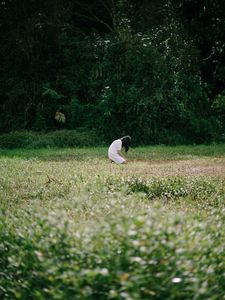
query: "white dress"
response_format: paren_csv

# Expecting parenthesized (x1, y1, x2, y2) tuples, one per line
(108, 139, 126, 164)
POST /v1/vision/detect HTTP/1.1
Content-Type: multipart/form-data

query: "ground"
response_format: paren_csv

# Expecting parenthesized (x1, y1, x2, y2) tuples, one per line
(125, 158, 225, 177)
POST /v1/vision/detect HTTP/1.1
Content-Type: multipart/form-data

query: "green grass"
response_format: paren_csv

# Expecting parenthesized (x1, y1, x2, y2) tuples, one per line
(0, 145, 225, 300)
(0, 143, 225, 161)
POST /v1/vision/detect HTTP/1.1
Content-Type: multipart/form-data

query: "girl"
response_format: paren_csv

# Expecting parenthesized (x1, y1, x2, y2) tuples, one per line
(108, 136, 131, 164)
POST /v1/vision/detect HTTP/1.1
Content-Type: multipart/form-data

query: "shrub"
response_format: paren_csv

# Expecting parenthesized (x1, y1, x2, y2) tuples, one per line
(0, 131, 34, 149)
(0, 129, 104, 149)
(45, 129, 103, 148)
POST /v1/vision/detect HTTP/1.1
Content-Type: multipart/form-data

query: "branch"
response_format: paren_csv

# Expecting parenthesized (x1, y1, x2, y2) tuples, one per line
(73, 0, 114, 32)
(45, 175, 62, 186)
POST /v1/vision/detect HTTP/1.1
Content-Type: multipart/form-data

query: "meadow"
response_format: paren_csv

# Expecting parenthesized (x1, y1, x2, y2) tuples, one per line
(0, 144, 225, 300)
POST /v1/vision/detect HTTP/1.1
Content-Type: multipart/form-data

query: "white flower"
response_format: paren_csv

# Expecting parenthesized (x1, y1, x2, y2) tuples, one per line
(99, 268, 109, 276)
(172, 277, 182, 283)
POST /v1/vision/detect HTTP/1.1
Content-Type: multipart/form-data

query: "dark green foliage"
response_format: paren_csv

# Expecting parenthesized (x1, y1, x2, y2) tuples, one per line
(0, 132, 35, 149)
(45, 129, 103, 148)
(0, 0, 224, 144)
(0, 130, 103, 149)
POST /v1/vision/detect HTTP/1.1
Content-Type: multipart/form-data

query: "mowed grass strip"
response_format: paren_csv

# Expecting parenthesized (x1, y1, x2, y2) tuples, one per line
(0, 143, 225, 161)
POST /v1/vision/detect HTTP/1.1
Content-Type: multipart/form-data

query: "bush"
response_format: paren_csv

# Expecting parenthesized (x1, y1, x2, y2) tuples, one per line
(0, 131, 34, 149)
(44, 129, 103, 148)
(0, 130, 104, 149)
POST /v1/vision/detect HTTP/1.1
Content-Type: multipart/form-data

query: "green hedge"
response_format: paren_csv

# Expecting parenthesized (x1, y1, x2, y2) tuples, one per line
(0, 130, 104, 149)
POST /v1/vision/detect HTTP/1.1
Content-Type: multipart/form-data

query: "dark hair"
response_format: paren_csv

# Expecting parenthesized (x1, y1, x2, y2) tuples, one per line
(121, 136, 131, 152)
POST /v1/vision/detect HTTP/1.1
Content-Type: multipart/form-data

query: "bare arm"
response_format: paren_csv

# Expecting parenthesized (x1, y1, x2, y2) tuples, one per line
(118, 150, 128, 163)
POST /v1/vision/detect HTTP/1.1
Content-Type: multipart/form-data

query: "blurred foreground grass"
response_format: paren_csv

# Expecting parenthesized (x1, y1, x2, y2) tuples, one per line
(0, 145, 224, 299)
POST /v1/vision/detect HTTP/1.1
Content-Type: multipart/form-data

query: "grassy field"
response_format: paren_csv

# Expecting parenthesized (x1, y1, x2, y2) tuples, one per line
(0, 144, 225, 300)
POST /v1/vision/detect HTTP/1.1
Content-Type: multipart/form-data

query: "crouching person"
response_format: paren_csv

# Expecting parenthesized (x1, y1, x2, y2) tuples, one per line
(108, 136, 131, 164)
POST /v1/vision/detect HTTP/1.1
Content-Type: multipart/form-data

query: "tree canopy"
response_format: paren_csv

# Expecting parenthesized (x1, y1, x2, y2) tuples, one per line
(0, 0, 225, 144)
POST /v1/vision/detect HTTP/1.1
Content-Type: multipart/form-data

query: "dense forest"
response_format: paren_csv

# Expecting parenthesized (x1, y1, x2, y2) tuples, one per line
(0, 0, 225, 144)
